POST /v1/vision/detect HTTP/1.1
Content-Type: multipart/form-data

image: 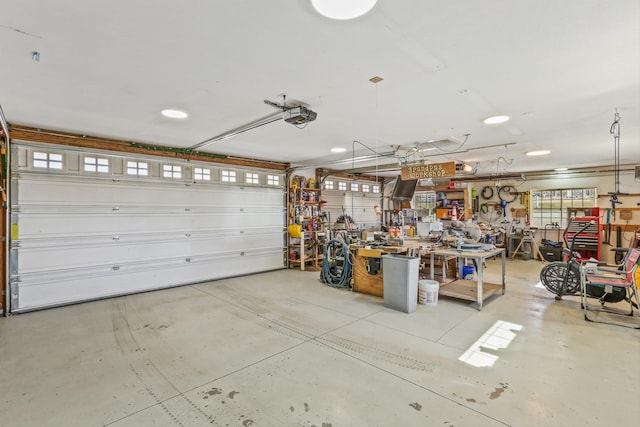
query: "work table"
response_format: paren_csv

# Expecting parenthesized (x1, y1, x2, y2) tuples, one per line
(351, 243, 506, 310)
(429, 247, 506, 310)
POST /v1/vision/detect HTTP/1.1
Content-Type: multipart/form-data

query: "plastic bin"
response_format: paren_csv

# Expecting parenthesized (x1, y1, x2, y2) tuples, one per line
(462, 265, 475, 280)
(382, 254, 419, 313)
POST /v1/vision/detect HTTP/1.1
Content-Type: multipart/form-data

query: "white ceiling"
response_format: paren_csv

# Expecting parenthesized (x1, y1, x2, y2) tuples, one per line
(2, 0, 639, 176)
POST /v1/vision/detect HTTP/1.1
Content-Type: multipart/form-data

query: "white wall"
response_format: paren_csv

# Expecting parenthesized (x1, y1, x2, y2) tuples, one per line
(465, 169, 638, 263)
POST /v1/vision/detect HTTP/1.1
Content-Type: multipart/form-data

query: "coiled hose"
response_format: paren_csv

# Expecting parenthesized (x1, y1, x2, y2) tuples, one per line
(320, 239, 353, 288)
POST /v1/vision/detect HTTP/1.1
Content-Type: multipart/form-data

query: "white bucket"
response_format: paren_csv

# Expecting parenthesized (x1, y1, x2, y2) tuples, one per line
(418, 280, 440, 306)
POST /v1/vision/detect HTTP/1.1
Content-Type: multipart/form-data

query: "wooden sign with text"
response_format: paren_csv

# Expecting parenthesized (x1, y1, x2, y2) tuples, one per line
(401, 161, 456, 180)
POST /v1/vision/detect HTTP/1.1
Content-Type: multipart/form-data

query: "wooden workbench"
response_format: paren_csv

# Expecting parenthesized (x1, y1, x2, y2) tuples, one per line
(352, 246, 409, 297)
(429, 247, 506, 310)
(351, 240, 447, 298)
(351, 244, 419, 297)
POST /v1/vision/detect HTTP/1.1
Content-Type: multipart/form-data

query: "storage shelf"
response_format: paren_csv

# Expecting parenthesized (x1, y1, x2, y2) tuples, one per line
(439, 279, 502, 302)
(288, 177, 325, 271)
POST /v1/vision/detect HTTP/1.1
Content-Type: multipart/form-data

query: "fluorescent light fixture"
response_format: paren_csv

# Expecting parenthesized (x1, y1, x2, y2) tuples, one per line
(526, 150, 551, 156)
(483, 115, 510, 125)
(554, 167, 568, 171)
(331, 147, 347, 153)
(161, 109, 188, 119)
(311, 0, 377, 20)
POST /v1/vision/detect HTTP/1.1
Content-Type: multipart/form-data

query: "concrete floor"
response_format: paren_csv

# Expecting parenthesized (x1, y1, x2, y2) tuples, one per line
(1, 259, 639, 427)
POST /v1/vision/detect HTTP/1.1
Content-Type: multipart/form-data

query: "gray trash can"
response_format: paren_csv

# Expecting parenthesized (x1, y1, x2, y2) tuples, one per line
(382, 254, 419, 313)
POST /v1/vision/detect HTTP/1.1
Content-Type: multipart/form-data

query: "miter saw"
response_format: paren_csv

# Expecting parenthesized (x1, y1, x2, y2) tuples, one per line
(445, 221, 486, 250)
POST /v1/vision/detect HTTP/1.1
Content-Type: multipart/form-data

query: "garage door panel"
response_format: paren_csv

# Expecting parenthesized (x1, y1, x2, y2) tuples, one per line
(15, 230, 283, 272)
(14, 212, 283, 237)
(16, 176, 283, 206)
(12, 250, 282, 312)
(10, 143, 286, 312)
(16, 228, 283, 248)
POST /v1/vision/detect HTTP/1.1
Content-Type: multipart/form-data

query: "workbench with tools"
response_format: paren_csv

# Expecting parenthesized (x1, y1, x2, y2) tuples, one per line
(350, 240, 506, 310)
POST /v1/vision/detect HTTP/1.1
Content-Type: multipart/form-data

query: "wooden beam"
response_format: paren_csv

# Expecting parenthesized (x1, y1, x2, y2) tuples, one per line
(9, 125, 289, 171)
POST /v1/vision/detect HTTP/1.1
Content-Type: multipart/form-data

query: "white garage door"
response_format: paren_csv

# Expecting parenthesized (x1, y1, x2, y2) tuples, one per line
(9, 142, 286, 313)
(321, 177, 382, 231)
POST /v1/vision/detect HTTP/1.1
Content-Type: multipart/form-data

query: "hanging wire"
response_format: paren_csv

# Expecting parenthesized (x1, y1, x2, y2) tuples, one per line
(375, 81, 380, 228)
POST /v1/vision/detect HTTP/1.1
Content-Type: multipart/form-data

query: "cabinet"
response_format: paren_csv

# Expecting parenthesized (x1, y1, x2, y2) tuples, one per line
(435, 188, 470, 220)
(566, 217, 600, 261)
(287, 185, 325, 270)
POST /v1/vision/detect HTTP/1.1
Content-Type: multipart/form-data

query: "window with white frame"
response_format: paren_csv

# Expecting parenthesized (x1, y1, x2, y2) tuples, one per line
(351, 183, 359, 192)
(324, 180, 334, 190)
(531, 188, 597, 228)
(372, 185, 380, 193)
(126, 161, 148, 176)
(221, 170, 236, 182)
(83, 156, 109, 173)
(163, 165, 182, 179)
(267, 174, 280, 186)
(338, 182, 347, 191)
(33, 151, 63, 170)
(245, 172, 259, 184)
(362, 184, 370, 192)
(194, 167, 211, 181)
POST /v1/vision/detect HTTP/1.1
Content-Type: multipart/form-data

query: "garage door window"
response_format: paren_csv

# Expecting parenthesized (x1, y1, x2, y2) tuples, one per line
(163, 165, 182, 179)
(194, 167, 211, 181)
(222, 170, 236, 182)
(33, 151, 63, 170)
(267, 174, 279, 186)
(127, 161, 148, 176)
(84, 157, 109, 173)
(245, 172, 259, 184)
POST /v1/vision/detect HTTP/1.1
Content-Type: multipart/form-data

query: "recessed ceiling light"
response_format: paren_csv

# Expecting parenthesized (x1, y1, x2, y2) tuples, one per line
(526, 150, 551, 156)
(311, 0, 377, 20)
(331, 147, 347, 153)
(161, 109, 188, 119)
(554, 167, 568, 171)
(483, 115, 510, 125)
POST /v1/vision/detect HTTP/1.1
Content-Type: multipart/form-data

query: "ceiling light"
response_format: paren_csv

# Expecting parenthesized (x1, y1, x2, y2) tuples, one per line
(554, 167, 568, 171)
(483, 115, 510, 125)
(526, 150, 551, 156)
(331, 147, 347, 153)
(161, 109, 188, 119)
(311, 0, 377, 20)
